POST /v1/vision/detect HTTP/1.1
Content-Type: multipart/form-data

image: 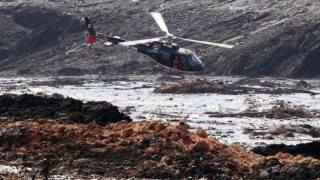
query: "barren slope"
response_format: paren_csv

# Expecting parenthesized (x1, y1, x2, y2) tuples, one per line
(0, 0, 319, 77)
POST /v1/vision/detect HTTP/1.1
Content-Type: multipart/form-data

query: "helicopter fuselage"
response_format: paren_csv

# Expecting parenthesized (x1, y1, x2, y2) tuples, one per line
(103, 35, 204, 72)
(130, 42, 204, 72)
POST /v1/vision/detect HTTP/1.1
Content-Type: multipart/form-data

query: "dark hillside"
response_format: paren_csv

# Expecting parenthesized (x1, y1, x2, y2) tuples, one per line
(0, 0, 319, 77)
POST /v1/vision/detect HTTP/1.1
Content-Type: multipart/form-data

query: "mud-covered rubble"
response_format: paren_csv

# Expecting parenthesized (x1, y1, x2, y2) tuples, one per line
(209, 101, 314, 119)
(252, 141, 320, 160)
(0, 94, 131, 125)
(1, 119, 320, 179)
(235, 78, 315, 90)
(153, 80, 317, 95)
(0, 94, 319, 179)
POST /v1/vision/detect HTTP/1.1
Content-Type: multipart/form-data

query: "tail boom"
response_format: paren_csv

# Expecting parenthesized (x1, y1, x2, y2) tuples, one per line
(83, 17, 125, 45)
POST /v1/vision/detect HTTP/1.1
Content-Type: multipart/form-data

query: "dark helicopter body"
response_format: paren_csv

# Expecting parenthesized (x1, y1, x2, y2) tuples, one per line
(84, 13, 232, 72)
(129, 42, 204, 71)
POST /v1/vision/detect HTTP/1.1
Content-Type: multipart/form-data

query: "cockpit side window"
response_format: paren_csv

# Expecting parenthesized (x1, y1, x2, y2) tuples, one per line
(179, 55, 190, 70)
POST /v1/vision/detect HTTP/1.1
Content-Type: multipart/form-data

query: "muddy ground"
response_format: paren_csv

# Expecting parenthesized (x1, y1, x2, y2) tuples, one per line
(153, 80, 317, 95)
(0, 94, 320, 179)
(0, 93, 131, 125)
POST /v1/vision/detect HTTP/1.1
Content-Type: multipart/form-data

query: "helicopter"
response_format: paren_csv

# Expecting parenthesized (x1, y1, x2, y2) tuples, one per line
(84, 12, 234, 73)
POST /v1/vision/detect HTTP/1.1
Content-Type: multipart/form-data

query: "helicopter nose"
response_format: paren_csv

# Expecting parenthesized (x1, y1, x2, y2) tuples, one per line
(193, 62, 204, 71)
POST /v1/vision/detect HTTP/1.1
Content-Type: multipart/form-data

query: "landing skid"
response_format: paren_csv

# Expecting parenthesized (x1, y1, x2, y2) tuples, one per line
(168, 69, 185, 80)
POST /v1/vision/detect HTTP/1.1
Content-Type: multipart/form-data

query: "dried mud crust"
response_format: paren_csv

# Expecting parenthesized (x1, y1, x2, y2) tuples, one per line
(153, 81, 317, 95)
(0, 119, 320, 179)
(0, 94, 131, 125)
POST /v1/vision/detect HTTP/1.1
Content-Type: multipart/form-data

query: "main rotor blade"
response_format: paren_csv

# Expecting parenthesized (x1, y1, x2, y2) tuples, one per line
(119, 38, 161, 46)
(150, 12, 169, 35)
(176, 37, 234, 49)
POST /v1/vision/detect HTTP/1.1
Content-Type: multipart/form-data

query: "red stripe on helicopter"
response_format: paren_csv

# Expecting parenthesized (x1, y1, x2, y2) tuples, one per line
(88, 35, 96, 44)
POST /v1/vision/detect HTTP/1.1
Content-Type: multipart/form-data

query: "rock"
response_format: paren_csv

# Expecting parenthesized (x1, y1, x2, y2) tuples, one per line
(65, 160, 73, 167)
(145, 147, 157, 155)
(154, 123, 166, 133)
(284, 133, 295, 138)
(294, 80, 314, 90)
(176, 122, 189, 134)
(161, 155, 173, 165)
(122, 128, 134, 138)
(170, 133, 180, 142)
(191, 141, 210, 152)
(309, 128, 320, 138)
(16, 147, 27, 154)
(196, 129, 208, 138)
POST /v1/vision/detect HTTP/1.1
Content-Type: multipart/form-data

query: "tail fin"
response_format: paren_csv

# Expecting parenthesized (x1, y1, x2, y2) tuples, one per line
(84, 17, 96, 44)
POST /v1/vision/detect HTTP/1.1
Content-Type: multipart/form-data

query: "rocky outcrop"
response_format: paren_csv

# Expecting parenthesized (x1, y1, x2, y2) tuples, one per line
(0, 94, 131, 125)
(0, 0, 320, 77)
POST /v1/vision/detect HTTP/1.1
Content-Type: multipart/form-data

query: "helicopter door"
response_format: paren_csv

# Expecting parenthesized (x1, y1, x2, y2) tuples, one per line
(179, 55, 190, 71)
(159, 52, 171, 67)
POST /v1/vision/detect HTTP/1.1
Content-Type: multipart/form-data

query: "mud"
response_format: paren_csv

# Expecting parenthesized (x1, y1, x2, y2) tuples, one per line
(208, 102, 314, 119)
(1, 119, 320, 179)
(252, 141, 320, 160)
(0, 94, 131, 125)
(153, 80, 317, 95)
(0, 94, 319, 179)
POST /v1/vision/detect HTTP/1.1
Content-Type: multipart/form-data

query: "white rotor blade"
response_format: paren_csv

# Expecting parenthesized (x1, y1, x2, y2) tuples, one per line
(150, 12, 169, 34)
(119, 38, 161, 46)
(176, 37, 234, 49)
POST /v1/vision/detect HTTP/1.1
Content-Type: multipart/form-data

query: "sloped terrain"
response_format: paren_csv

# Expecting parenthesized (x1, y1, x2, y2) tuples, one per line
(1, 111, 320, 179)
(0, 0, 320, 77)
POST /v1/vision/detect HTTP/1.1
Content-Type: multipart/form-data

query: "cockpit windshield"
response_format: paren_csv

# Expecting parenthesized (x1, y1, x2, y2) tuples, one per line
(184, 53, 204, 71)
(187, 54, 200, 66)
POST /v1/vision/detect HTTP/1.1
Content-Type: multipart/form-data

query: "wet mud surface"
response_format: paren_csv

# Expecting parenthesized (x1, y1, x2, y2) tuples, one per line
(154, 80, 317, 95)
(0, 94, 320, 179)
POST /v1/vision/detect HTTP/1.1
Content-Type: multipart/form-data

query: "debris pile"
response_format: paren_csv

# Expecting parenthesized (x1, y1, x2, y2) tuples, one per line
(1, 119, 320, 179)
(0, 94, 319, 179)
(252, 141, 320, 159)
(209, 102, 313, 119)
(0, 120, 264, 179)
(294, 80, 314, 90)
(153, 81, 317, 95)
(0, 94, 131, 125)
